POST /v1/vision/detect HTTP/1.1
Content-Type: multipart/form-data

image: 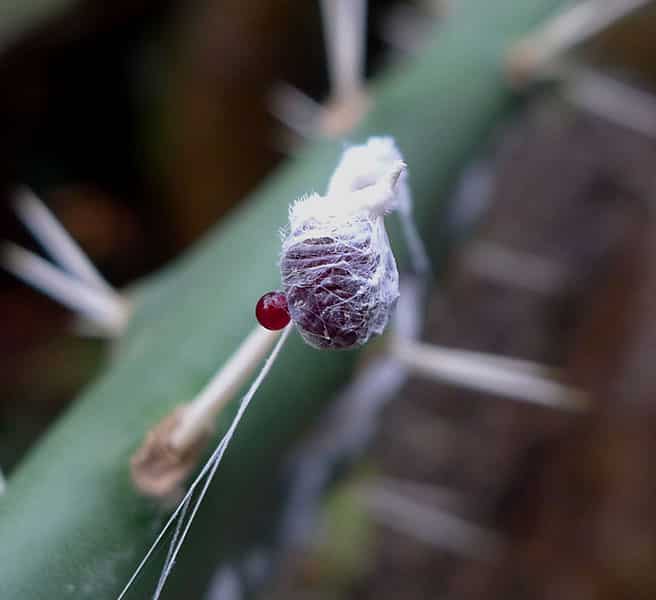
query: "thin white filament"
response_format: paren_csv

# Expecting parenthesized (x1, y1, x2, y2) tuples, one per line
(153, 495, 190, 598)
(116, 324, 292, 600)
(397, 191, 430, 277)
(116, 431, 230, 600)
(151, 324, 292, 599)
(151, 432, 231, 599)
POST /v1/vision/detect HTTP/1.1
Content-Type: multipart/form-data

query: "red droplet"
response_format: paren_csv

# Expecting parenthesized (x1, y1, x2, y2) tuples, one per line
(255, 291, 291, 330)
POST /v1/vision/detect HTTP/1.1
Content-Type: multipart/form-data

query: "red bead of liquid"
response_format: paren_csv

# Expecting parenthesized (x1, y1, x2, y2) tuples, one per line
(255, 291, 291, 330)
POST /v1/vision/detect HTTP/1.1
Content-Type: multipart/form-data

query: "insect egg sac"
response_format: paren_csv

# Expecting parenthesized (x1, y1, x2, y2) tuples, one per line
(279, 138, 405, 350)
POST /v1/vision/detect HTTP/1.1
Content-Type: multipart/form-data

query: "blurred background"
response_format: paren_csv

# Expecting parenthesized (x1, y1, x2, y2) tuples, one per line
(2, 0, 656, 598)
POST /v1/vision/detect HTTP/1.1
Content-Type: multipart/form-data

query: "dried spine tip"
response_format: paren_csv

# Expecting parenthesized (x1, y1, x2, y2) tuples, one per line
(280, 137, 405, 350)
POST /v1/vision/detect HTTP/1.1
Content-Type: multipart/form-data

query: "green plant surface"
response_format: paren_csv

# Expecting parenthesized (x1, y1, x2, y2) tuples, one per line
(0, 1, 567, 598)
(0, 0, 76, 45)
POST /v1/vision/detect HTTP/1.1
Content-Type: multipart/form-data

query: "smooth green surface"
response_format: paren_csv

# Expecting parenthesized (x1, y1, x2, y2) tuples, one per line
(0, 1, 566, 598)
(0, 0, 78, 48)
